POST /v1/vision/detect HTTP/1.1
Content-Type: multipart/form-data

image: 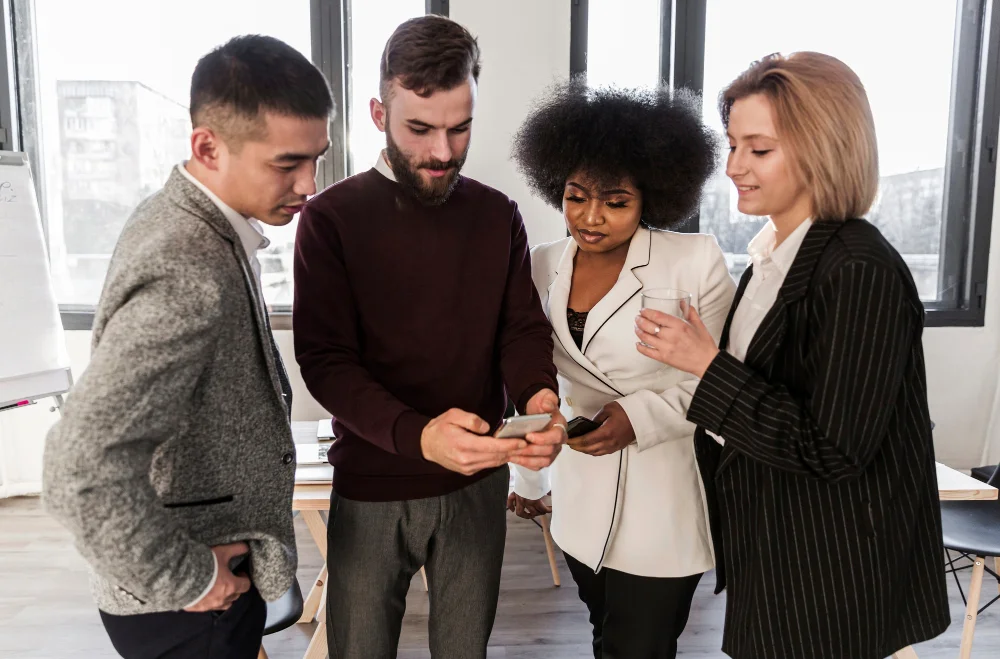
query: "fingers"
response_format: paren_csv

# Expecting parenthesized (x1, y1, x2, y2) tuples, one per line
(445, 409, 490, 435)
(509, 454, 560, 471)
(638, 308, 687, 329)
(232, 573, 251, 596)
(525, 426, 565, 446)
(472, 435, 528, 455)
(510, 441, 559, 458)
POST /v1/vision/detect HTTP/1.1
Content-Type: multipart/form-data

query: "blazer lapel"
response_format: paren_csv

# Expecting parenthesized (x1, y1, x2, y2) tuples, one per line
(547, 241, 623, 396)
(163, 169, 287, 407)
(581, 227, 651, 354)
(717, 220, 844, 472)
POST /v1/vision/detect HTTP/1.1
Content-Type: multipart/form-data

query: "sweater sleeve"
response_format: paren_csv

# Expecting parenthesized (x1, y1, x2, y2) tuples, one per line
(293, 203, 431, 460)
(497, 205, 559, 412)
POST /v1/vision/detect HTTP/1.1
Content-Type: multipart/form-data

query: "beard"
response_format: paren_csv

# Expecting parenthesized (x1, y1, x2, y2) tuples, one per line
(385, 126, 468, 206)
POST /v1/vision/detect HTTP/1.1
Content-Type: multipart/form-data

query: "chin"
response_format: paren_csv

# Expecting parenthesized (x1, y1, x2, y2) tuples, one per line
(737, 200, 767, 218)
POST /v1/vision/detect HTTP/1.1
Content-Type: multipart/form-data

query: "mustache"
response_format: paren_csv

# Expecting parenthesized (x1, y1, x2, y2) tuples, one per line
(417, 159, 460, 171)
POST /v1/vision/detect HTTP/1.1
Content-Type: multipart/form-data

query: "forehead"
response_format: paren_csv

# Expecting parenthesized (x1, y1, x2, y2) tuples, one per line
(728, 93, 778, 139)
(386, 76, 477, 126)
(250, 112, 330, 150)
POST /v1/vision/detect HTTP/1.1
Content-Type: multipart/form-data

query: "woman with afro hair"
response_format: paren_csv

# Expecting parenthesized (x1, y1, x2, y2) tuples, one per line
(507, 80, 736, 659)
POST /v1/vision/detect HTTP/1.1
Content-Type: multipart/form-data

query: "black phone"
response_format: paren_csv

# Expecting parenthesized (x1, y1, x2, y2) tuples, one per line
(566, 416, 602, 438)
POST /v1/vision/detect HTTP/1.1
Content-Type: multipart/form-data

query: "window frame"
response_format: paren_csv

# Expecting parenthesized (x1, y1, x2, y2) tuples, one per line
(0, 0, 443, 331)
(572, 0, 1000, 328)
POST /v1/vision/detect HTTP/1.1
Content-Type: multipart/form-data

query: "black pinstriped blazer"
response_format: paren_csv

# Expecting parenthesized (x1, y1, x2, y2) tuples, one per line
(690, 219, 950, 659)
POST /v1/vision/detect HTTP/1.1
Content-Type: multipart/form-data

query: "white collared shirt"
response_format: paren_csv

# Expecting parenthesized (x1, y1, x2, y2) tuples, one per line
(373, 150, 397, 182)
(177, 162, 270, 308)
(726, 218, 813, 362)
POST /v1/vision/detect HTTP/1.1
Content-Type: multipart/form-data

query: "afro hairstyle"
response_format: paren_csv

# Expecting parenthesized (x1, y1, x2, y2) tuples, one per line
(511, 78, 719, 230)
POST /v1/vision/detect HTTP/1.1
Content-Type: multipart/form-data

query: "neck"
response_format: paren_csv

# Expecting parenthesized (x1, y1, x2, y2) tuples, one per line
(184, 160, 246, 218)
(770, 204, 812, 249)
(574, 236, 630, 270)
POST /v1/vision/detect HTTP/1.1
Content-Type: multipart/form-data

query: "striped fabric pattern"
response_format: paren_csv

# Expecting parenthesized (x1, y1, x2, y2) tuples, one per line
(689, 219, 950, 659)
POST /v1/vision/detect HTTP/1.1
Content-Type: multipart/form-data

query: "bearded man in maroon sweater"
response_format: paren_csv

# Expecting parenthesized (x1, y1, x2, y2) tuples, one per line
(293, 15, 566, 659)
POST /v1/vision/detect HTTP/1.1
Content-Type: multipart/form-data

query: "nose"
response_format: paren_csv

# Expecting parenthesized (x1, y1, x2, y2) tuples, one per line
(582, 200, 603, 227)
(726, 147, 748, 180)
(294, 163, 318, 197)
(429, 131, 453, 165)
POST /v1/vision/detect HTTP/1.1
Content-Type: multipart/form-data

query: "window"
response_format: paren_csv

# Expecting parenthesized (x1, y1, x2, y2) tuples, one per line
(572, 0, 999, 326)
(347, 0, 426, 175)
(584, 0, 663, 89)
(3, 0, 443, 327)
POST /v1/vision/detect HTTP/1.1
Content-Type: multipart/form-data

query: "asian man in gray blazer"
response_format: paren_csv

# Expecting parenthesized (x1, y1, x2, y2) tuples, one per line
(42, 36, 333, 659)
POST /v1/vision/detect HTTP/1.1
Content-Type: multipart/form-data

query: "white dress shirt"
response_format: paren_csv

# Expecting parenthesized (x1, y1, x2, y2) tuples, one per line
(175, 161, 271, 607)
(374, 150, 397, 182)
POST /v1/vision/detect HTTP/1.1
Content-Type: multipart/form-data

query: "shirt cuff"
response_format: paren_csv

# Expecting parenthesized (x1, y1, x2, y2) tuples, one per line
(182, 550, 218, 610)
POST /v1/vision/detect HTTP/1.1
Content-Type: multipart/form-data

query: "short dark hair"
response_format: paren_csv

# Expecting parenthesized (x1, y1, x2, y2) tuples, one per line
(379, 16, 481, 100)
(190, 35, 334, 145)
(511, 79, 718, 230)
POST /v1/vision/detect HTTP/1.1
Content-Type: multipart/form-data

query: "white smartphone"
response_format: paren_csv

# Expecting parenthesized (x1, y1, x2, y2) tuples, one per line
(494, 413, 552, 439)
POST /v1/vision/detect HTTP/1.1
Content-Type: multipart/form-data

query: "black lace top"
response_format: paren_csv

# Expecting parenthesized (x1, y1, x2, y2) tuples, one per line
(567, 308, 588, 349)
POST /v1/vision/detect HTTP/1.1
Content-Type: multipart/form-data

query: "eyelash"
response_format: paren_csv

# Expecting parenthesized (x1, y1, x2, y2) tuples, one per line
(565, 196, 629, 209)
(729, 146, 772, 157)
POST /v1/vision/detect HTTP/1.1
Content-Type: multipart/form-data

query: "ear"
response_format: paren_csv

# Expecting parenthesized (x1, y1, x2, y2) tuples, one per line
(190, 126, 223, 171)
(370, 97, 387, 133)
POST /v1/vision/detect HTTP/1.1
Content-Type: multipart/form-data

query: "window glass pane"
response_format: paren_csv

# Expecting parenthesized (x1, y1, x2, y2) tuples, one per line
(586, 0, 661, 88)
(699, 0, 958, 301)
(347, 0, 427, 175)
(20, 0, 311, 308)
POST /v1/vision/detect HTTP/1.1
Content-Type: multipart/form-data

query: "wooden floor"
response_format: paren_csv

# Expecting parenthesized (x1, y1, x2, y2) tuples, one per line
(1, 495, 997, 658)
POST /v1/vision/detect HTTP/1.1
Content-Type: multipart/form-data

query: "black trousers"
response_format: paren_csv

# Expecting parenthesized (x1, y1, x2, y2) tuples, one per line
(564, 551, 702, 659)
(99, 585, 266, 659)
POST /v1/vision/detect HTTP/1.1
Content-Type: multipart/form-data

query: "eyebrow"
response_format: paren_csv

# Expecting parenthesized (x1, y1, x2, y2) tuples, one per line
(726, 132, 777, 142)
(567, 182, 634, 196)
(406, 117, 473, 130)
(273, 142, 332, 163)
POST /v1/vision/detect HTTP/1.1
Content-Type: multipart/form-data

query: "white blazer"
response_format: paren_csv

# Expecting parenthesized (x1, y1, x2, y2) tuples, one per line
(514, 226, 736, 578)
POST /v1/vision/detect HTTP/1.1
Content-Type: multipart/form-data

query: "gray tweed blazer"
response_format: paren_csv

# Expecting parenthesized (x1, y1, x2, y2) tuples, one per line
(43, 168, 297, 615)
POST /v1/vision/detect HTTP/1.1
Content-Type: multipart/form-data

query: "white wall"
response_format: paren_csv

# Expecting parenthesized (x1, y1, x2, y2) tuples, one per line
(2, 0, 998, 496)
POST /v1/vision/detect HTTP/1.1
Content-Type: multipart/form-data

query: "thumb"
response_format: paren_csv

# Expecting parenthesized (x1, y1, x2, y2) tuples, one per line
(218, 541, 250, 563)
(687, 305, 708, 332)
(451, 410, 489, 434)
(539, 389, 558, 412)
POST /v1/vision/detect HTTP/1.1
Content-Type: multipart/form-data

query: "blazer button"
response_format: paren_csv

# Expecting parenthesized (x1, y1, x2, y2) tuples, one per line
(282, 452, 294, 465)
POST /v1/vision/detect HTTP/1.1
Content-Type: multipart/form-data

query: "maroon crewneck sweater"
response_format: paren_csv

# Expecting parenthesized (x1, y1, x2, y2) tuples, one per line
(293, 168, 557, 501)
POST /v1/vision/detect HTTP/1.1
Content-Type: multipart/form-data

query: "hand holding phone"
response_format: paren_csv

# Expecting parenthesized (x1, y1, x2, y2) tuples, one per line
(566, 416, 602, 438)
(494, 413, 552, 439)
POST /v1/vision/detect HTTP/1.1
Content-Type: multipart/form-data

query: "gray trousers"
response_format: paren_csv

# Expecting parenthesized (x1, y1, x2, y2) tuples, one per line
(325, 466, 509, 659)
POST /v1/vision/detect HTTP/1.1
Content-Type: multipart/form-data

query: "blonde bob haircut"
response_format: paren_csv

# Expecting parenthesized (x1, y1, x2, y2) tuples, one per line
(720, 52, 879, 221)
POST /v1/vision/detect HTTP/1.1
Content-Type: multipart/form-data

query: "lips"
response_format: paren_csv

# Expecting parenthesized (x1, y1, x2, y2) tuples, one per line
(578, 229, 607, 244)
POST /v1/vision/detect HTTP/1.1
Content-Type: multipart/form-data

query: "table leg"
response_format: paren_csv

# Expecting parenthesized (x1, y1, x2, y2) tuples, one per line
(298, 564, 328, 624)
(301, 510, 328, 560)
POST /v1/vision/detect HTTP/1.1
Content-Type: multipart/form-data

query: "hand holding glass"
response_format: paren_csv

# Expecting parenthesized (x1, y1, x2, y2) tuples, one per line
(639, 288, 691, 348)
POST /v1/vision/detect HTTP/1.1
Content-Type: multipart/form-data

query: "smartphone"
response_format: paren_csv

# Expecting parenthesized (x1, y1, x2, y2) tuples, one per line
(566, 416, 602, 438)
(494, 413, 552, 439)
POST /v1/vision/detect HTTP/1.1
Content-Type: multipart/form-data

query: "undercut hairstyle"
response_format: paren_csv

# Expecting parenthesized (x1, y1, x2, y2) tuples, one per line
(720, 52, 879, 221)
(511, 79, 718, 230)
(379, 16, 481, 101)
(190, 35, 334, 147)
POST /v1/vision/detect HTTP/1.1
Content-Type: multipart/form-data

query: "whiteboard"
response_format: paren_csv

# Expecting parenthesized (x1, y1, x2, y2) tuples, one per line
(0, 151, 72, 408)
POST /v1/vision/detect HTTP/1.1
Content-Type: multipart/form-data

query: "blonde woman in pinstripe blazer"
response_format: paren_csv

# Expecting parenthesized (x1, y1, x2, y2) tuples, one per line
(637, 53, 950, 659)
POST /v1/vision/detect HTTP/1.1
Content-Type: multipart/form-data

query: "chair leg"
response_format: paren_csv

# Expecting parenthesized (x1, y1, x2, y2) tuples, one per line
(257, 646, 269, 659)
(891, 647, 918, 659)
(299, 565, 328, 623)
(303, 621, 328, 659)
(420, 565, 429, 591)
(995, 557, 1000, 597)
(539, 514, 560, 587)
(959, 555, 987, 659)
